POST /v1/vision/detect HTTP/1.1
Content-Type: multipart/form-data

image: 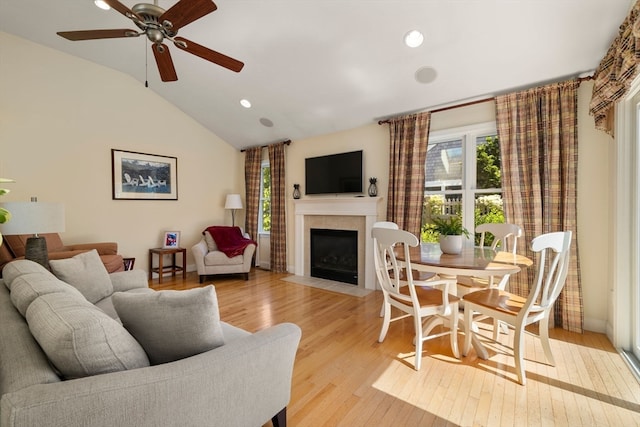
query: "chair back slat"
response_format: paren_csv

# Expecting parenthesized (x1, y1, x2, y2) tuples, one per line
(476, 223, 523, 254)
(521, 231, 572, 317)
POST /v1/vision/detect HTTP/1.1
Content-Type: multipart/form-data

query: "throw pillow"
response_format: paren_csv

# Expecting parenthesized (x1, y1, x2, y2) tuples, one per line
(112, 285, 225, 365)
(204, 231, 218, 252)
(26, 292, 150, 379)
(49, 249, 114, 303)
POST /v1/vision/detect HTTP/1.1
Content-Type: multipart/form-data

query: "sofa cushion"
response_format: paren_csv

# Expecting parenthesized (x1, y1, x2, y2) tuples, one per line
(2, 259, 52, 289)
(112, 285, 225, 365)
(10, 272, 85, 317)
(204, 251, 244, 266)
(49, 249, 113, 303)
(26, 292, 150, 379)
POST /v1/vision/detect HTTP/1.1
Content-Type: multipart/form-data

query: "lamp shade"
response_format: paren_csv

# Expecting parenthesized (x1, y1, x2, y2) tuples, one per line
(0, 201, 65, 235)
(224, 194, 243, 210)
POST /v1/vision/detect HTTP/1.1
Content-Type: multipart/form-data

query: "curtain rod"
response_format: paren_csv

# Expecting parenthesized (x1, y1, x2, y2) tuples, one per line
(377, 75, 594, 125)
(240, 139, 291, 153)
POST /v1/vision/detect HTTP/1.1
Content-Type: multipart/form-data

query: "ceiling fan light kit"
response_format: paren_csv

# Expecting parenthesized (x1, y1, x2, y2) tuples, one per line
(57, 0, 244, 82)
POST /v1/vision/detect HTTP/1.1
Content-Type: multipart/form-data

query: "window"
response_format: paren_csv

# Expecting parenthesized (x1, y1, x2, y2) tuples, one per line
(259, 161, 271, 233)
(422, 123, 503, 246)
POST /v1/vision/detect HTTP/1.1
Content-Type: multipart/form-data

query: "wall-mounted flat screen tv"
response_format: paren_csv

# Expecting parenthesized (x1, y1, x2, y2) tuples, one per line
(305, 150, 363, 195)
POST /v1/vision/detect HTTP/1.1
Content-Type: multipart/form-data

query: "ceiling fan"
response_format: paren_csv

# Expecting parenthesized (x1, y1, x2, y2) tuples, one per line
(57, 0, 244, 82)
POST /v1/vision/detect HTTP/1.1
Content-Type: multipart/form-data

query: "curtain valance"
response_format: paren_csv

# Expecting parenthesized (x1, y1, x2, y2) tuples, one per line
(590, 0, 640, 136)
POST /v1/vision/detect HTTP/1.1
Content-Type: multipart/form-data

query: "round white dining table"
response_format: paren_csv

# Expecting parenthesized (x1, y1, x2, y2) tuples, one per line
(395, 242, 533, 359)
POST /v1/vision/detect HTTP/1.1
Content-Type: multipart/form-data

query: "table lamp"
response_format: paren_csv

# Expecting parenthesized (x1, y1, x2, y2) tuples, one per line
(0, 198, 65, 268)
(224, 194, 243, 227)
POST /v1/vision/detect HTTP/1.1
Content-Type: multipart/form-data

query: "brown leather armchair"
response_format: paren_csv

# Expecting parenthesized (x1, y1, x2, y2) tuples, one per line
(0, 233, 124, 274)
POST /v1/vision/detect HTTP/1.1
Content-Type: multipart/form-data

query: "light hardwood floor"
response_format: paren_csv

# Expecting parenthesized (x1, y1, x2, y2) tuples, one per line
(152, 269, 640, 427)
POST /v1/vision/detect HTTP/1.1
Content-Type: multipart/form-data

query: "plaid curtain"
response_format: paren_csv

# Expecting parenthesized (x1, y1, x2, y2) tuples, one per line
(386, 112, 431, 238)
(590, 0, 640, 136)
(243, 146, 262, 246)
(268, 142, 287, 272)
(496, 80, 583, 333)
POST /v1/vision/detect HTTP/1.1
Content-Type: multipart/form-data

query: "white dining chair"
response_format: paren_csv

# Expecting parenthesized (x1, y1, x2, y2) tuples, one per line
(477, 222, 523, 255)
(457, 222, 523, 338)
(462, 230, 572, 385)
(372, 227, 460, 370)
(373, 221, 438, 317)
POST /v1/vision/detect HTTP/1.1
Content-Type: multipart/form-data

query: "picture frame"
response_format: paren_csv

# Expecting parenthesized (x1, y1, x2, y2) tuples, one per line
(163, 231, 180, 249)
(112, 149, 178, 200)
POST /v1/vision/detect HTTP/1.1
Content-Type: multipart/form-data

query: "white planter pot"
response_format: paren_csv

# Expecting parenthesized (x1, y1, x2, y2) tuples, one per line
(439, 235, 463, 255)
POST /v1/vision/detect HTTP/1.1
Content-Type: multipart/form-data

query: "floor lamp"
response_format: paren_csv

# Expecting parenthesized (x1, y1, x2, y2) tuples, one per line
(224, 194, 243, 227)
(0, 198, 65, 268)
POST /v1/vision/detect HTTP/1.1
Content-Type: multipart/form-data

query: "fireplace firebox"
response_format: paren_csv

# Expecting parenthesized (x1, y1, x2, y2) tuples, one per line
(310, 228, 358, 285)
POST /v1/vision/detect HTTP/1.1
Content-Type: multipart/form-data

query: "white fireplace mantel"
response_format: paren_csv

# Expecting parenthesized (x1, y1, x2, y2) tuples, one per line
(294, 197, 383, 290)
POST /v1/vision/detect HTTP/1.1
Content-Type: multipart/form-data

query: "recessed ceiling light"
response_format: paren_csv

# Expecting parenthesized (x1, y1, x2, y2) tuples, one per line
(240, 99, 251, 108)
(94, 0, 111, 10)
(404, 30, 424, 48)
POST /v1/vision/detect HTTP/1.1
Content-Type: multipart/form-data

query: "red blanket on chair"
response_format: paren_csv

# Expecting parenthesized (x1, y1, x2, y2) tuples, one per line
(204, 226, 257, 258)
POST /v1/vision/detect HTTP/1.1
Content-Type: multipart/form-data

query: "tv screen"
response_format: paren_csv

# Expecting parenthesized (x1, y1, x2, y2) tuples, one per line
(305, 150, 363, 195)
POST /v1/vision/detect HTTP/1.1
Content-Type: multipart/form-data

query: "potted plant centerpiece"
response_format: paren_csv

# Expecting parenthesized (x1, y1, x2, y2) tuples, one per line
(431, 215, 470, 255)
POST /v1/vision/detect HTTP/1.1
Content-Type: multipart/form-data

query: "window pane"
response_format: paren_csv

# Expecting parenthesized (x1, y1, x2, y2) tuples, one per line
(262, 199, 271, 231)
(260, 166, 271, 232)
(425, 138, 463, 191)
(474, 193, 504, 246)
(476, 135, 501, 189)
(421, 194, 463, 242)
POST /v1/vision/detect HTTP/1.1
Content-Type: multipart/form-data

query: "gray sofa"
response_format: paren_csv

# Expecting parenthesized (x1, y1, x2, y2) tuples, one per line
(0, 259, 301, 427)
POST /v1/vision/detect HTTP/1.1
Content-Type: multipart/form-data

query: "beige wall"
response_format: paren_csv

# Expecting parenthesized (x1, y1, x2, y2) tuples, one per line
(1, 31, 612, 332)
(0, 32, 245, 272)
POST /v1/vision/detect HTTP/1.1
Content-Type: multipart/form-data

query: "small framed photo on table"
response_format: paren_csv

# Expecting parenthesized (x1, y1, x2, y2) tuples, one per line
(163, 231, 180, 249)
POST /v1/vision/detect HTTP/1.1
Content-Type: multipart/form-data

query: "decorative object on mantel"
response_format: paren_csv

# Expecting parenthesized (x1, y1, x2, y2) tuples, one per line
(293, 184, 301, 199)
(0, 197, 65, 267)
(368, 177, 378, 197)
(431, 215, 470, 255)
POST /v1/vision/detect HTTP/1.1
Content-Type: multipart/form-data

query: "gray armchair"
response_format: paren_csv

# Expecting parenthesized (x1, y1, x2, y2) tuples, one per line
(192, 229, 256, 283)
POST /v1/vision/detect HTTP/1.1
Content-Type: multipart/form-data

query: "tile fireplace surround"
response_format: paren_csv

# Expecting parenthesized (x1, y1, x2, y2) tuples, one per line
(294, 197, 383, 290)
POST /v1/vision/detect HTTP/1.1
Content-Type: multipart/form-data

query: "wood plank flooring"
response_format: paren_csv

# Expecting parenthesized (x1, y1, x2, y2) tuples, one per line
(151, 269, 640, 427)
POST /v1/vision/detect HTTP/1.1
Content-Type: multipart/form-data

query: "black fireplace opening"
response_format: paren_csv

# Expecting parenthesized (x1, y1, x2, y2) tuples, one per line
(310, 228, 358, 285)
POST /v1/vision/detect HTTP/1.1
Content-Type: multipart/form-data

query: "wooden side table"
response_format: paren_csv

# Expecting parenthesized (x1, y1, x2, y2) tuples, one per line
(149, 247, 187, 284)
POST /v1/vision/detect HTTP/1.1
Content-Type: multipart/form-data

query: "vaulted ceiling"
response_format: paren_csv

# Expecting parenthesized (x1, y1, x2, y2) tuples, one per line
(0, 0, 632, 150)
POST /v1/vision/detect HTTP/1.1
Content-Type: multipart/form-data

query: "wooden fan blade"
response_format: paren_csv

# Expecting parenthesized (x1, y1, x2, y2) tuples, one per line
(103, 0, 143, 21)
(57, 29, 138, 41)
(174, 37, 244, 72)
(159, 0, 217, 32)
(152, 43, 178, 82)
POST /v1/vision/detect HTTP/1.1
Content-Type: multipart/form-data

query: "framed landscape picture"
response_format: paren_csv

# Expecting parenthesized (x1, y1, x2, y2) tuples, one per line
(112, 149, 178, 200)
